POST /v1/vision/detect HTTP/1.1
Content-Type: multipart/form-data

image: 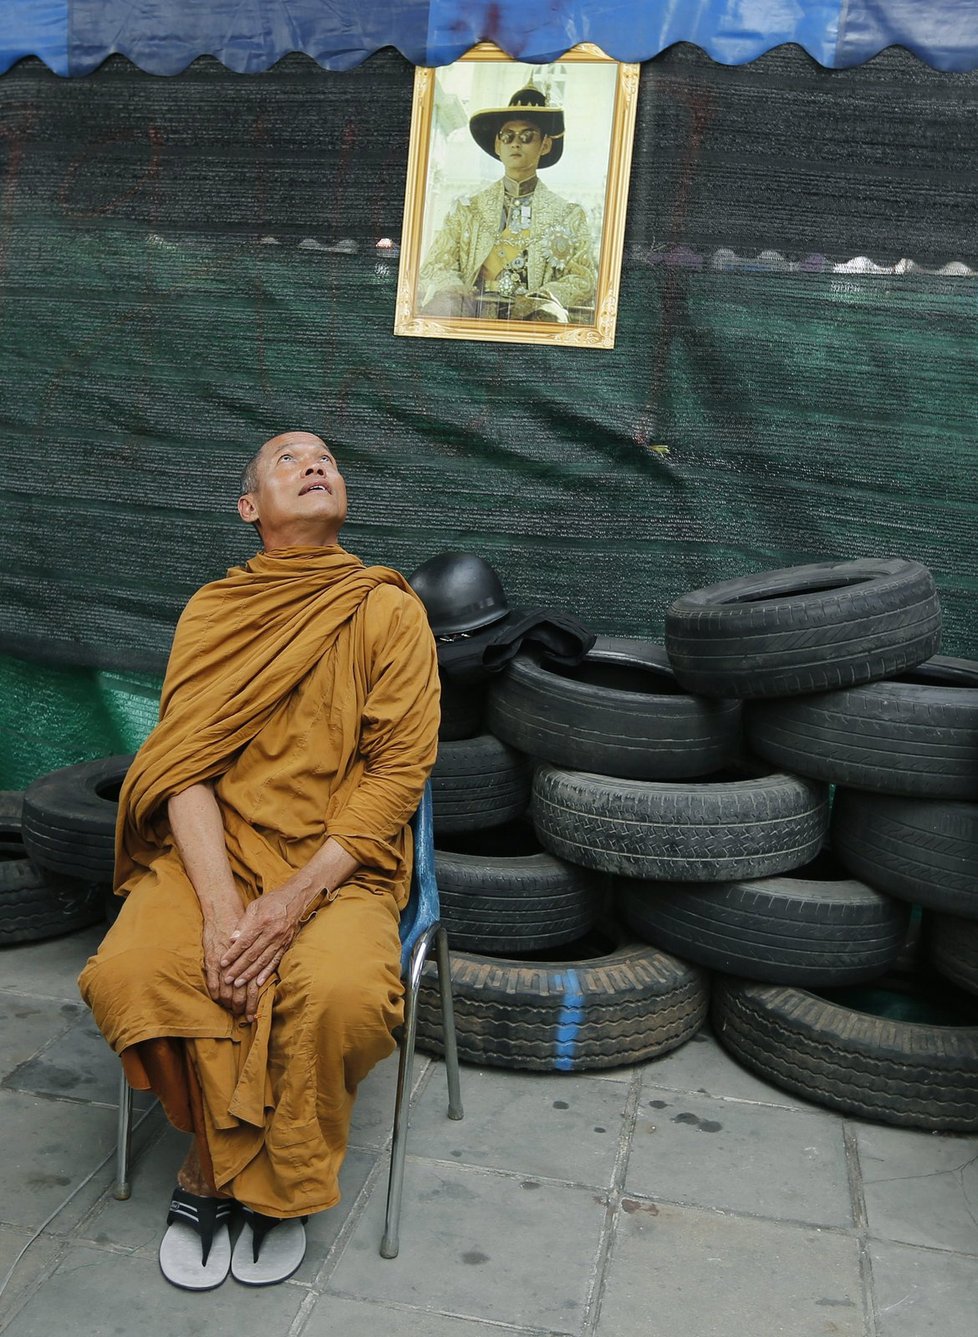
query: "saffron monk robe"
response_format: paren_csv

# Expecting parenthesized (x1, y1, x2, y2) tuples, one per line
(79, 430, 440, 1291)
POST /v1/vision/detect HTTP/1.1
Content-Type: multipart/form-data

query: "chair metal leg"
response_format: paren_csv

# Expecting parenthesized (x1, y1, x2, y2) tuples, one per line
(380, 921, 465, 1258)
(114, 1069, 134, 1200)
(380, 927, 431, 1258)
(435, 926, 463, 1121)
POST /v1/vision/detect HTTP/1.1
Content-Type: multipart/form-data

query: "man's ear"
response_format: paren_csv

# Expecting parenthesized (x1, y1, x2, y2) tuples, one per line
(541, 134, 553, 158)
(238, 494, 259, 525)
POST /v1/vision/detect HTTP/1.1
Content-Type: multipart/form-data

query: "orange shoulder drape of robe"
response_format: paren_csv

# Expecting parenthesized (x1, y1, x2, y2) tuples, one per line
(114, 544, 439, 904)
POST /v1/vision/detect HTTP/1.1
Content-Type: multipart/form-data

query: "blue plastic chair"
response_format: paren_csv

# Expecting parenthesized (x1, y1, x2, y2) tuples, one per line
(113, 780, 463, 1259)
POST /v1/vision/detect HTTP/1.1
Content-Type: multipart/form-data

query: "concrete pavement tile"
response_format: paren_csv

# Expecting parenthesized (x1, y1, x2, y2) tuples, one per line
(3, 1011, 152, 1108)
(406, 1067, 627, 1185)
(0, 925, 105, 1001)
(856, 1125, 978, 1253)
(598, 1200, 865, 1337)
(327, 1160, 605, 1330)
(0, 1244, 306, 1336)
(0, 995, 83, 1079)
(871, 1239, 978, 1337)
(304, 1293, 561, 1335)
(0, 1090, 116, 1230)
(73, 1124, 188, 1255)
(642, 1026, 822, 1110)
(348, 1051, 431, 1151)
(0, 1225, 65, 1327)
(301, 1150, 379, 1280)
(626, 1090, 852, 1227)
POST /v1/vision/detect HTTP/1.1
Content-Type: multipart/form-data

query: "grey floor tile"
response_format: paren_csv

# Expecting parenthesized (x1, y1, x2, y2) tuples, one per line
(872, 1239, 978, 1337)
(0, 1244, 306, 1336)
(0, 1225, 64, 1326)
(304, 1293, 553, 1335)
(327, 1159, 605, 1331)
(3, 1011, 150, 1108)
(598, 1200, 865, 1337)
(406, 1067, 627, 1185)
(642, 1025, 822, 1110)
(626, 1089, 852, 1227)
(0, 1089, 116, 1230)
(348, 1051, 431, 1151)
(0, 996, 83, 1080)
(75, 1123, 186, 1254)
(856, 1124, 978, 1254)
(0, 925, 106, 1001)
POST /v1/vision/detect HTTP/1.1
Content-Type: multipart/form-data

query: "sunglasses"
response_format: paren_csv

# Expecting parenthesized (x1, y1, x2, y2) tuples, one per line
(496, 128, 542, 146)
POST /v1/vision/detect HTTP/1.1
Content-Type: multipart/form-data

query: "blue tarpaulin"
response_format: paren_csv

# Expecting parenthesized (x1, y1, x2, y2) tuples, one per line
(3, 0, 978, 76)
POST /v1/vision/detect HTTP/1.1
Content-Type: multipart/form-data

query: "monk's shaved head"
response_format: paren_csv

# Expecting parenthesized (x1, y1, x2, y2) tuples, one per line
(240, 431, 331, 498)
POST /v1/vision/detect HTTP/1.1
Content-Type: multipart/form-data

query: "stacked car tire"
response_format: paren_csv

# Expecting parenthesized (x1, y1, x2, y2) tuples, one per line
(424, 557, 978, 1129)
(419, 642, 721, 1070)
(651, 559, 976, 1131)
(0, 786, 104, 945)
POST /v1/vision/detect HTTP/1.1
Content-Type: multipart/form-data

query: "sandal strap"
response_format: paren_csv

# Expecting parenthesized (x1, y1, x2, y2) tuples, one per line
(241, 1207, 308, 1264)
(166, 1187, 233, 1268)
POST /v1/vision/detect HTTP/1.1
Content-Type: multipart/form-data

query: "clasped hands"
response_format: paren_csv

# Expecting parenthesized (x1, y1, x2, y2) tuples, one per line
(202, 885, 308, 1023)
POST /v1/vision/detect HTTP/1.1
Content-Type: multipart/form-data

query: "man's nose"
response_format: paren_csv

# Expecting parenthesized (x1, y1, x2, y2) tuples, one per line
(303, 461, 325, 474)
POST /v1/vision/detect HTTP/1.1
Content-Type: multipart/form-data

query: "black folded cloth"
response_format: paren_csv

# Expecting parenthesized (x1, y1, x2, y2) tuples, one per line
(436, 607, 597, 683)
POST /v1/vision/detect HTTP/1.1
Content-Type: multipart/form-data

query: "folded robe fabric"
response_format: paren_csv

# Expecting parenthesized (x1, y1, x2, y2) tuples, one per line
(435, 606, 597, 683)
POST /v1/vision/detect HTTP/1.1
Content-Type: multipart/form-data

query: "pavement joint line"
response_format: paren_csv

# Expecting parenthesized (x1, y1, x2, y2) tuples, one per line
(316, 1289, 578, 1335)
(580, 1067, 644, 1337)
(602, 1184, 860, 1238)
(0, 1086, 136, 1113)
(412, 1155, 617, 1193)
(283, 1288, 320, 1336)
(0, 987, 86, 1005)
(640, 1081, 825, 1114)
(843, 1120, 879, 1337)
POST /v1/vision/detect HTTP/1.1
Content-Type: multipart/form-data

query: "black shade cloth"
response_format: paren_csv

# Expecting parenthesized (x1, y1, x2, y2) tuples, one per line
(0, 44, 976, 675)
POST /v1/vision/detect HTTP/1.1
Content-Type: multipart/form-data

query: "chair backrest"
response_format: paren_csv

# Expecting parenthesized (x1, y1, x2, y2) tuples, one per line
(397, 780, 440, 973)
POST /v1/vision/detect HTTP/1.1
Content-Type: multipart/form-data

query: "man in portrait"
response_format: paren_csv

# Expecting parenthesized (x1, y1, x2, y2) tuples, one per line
(418, 85, 597, 323)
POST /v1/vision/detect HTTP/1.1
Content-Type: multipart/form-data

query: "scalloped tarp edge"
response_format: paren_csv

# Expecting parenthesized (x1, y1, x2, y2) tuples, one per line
(4, 0, 978, 76)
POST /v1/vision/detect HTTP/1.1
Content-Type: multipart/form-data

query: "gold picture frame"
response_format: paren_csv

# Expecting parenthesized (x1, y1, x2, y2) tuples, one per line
(394, 43, 640, 349)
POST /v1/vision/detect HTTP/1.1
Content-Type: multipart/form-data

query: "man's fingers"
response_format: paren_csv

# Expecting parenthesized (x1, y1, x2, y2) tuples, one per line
(256, 953, 282, 987)
(231, 939, 284, 987)
(204, 959, 222, 1003)
(244, 978, 260, 1023)
(219, 925, 255, 969)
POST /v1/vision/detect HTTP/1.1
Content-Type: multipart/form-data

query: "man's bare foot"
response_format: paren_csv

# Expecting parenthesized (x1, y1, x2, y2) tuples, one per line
(176, 1143, 217, 1197)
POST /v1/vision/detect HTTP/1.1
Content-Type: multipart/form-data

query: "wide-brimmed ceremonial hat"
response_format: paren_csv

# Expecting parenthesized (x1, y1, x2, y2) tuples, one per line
(469, 86, 565, 167)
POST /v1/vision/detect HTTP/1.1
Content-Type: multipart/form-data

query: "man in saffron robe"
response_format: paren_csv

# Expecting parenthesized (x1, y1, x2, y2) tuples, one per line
(79, 430, 439, 1290)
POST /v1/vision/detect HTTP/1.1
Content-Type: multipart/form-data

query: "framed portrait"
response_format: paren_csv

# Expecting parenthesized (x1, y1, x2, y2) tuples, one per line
(394, 43, 640, 349)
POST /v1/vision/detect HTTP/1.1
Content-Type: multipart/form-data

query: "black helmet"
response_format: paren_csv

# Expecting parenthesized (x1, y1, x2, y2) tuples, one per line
(408, 552, 510, 637)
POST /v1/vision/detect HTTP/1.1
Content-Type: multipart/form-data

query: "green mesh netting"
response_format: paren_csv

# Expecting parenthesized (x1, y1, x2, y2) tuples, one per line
(1, 45, 976, 786)
(0, 654, 161, 789)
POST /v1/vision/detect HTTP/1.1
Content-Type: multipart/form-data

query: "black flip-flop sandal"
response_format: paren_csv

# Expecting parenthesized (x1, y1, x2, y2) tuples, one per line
(158, 1186, 234, 1291)
(231, 1207, 307, 1286)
